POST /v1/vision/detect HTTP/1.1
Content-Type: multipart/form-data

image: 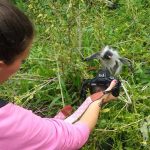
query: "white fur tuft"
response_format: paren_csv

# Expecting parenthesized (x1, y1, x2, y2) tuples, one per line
(100, 46, 122, 75)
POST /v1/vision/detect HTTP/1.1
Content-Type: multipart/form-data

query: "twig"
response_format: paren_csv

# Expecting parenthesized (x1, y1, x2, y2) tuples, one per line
(95, 128, 117, 132)
(28, 58, 55, 61)
(118, 119, 143, 130)
(141, 84, 149, 91)
(20, 78, 57, 106)
(11, 73, 56, 82)
(96, 117, 148, 133)
(119, 75, 132, 104)
(11, 77, 51, 82)
(112, 103, 127, 122)
(66, 0, 72, 13)
(119, 95, 130, 103)
(76, 6, 84, 59)
(56, 60, 65, 107)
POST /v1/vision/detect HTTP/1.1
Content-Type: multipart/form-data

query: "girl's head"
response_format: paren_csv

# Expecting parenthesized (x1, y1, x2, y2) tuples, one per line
(0, 1, 34, 82)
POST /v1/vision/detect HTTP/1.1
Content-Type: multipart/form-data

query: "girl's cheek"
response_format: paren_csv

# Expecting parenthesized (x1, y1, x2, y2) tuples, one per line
(9, 61, 21, 74)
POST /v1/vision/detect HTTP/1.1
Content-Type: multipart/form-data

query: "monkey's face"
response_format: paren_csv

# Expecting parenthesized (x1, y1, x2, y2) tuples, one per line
(102, 50, 113, 60)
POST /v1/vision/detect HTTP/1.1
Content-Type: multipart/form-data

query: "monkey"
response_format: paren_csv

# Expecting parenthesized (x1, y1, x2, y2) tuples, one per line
(84, 45, 132, 76)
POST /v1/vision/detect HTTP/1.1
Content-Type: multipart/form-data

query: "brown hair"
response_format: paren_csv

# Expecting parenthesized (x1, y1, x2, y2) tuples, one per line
(0, 0, 34, 64)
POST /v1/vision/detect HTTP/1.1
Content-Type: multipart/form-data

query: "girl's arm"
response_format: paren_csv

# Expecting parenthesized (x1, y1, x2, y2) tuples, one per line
(78, 100, 101, 131)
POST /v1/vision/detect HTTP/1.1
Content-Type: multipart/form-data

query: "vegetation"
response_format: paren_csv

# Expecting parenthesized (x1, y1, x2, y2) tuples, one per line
(1, 0, 150, 149)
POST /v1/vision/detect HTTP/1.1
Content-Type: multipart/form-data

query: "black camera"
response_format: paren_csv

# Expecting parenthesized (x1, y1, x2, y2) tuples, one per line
(80, 69, 121, 100)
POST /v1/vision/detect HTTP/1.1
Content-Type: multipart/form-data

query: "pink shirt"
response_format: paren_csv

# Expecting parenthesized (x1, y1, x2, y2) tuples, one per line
(0, 103, 90, 150)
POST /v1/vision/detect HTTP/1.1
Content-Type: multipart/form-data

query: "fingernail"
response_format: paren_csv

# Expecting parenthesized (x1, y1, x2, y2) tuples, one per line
(113, 80, 117, 83)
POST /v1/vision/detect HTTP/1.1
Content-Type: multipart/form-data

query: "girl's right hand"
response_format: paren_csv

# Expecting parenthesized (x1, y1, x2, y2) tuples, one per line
(101, 80, 118, 105)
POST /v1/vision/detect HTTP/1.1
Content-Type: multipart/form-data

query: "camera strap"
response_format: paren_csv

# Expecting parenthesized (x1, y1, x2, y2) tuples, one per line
(0, 99, 8, 108)
(103, 89, 112, 95)
(65, 91, 104, 124)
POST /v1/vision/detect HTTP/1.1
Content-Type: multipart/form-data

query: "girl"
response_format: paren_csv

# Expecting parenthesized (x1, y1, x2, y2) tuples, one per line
(0, 1, 118, 150)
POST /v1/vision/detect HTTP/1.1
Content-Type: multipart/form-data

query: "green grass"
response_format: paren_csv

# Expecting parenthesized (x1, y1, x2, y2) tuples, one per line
(1, 0, 150, 149)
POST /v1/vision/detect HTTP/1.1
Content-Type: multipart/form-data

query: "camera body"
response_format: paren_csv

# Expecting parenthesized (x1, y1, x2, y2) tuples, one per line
(80, 69, 121, 100)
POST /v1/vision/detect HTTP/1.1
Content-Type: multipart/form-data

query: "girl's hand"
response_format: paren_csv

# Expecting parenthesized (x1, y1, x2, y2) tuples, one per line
(101, 80, 118, 105)
(90, 80, 118, 105)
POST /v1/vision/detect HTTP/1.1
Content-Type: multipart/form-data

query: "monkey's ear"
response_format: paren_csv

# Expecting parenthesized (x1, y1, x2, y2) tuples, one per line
(119, 57, 134, 72)
(84, 52, 101, 61)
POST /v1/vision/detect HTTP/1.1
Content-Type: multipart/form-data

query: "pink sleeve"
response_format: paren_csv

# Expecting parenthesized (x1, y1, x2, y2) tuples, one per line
(49, 119, 90, 150)
(0, 104, 90, 150)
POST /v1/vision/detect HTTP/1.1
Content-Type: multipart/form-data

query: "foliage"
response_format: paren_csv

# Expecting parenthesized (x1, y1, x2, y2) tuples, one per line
(1, 0, 150, 149)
